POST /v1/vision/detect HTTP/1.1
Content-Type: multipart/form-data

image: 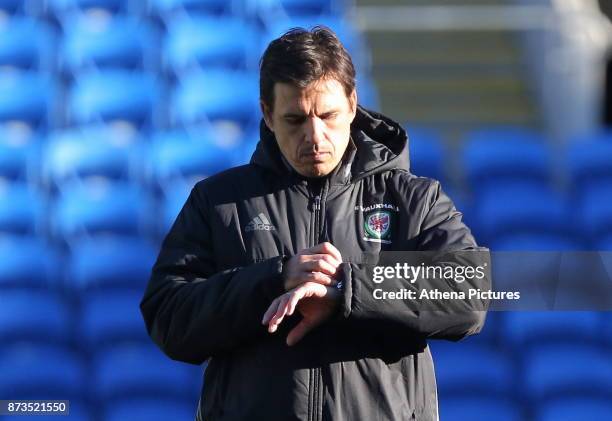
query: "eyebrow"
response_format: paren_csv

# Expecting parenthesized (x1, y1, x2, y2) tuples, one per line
(282, 109, 339, 118)
(282, 112, 306, 119)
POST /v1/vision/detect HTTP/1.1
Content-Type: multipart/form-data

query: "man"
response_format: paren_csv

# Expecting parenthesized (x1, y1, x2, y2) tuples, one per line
(140, 26, 487, 420)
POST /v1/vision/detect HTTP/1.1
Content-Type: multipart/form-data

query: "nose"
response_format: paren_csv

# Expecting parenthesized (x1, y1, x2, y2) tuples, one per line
(304, 116, 325, 148)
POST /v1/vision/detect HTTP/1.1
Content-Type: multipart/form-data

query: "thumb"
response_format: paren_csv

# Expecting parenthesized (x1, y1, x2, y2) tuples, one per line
(286, 319, 314, 347)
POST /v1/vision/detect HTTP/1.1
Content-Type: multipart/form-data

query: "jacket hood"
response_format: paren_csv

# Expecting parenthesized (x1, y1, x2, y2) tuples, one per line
(251, 105, 409, 183)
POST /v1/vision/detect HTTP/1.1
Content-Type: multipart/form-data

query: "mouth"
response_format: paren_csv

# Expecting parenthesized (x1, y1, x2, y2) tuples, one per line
(302, 151, 331, 163)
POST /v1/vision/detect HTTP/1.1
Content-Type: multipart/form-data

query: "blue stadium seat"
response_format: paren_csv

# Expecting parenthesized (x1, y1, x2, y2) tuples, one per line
(536, 398, 612, 421)
(68, 70, 160, 128)
(0, 183, 44, 235)
(103, 398, 196, 421)
(151, 128, 247, 232)
(0, 72, 55, 128)
(0, 18, 56, 70)
(0, 290, 72, 345)
(463, 127, 551, 194)
(281, 0, 339, 15)
(43, 126, 143, 187)
(439, 397, 522, 421)
(151, 129, 236, 185)
(70, 403, 94, 421)
(0, 236, 60, 288)
(492, 250, 611, 311)
(171, 70, 259, 130)
(0, 123, 39, 182)
(149, 0, 239, 18)
(61, 15, 157, 72)
(0, 344, 86, 400)
(161, 179, 194, 233)
(568, 131, 612, 187)
(502, 311, 601, 347)
(230, 129, 259, 167)
(429, 342, 514, 396)
(46, 0, 140, 15)
(164, 15, 259, 73)
(605, 313, 612, 346)
(68, 235, 157, 290)
(79, 289, 150, 348)
(52, 180, 152, 239)
(578, 182, 612, 245)
(405, 125, 445, 182)
(523, 343, 612, 401)
(0, 0, 26, 14)
(490, 233, 582, 251)
(599, 234, 612, 250)
(473, 183, 568, 245)
(251, 0, 340, 21)
(93, 343, 201, 402)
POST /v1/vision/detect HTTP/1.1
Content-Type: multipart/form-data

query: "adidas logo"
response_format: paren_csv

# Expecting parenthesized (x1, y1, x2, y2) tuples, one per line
(245, 213, 276, 232)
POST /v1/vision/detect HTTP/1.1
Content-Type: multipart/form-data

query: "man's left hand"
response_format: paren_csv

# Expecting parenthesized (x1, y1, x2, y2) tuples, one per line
(262, 282, 340, 346)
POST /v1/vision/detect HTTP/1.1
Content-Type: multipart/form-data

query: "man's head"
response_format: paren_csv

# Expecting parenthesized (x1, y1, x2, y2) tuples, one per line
(259, 26, 357, 178)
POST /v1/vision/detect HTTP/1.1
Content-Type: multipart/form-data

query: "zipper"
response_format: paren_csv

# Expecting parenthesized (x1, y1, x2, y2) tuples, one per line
(314, 366, 322, 421)
(311, 194, 321, 247)
(307, 179, 328, 421)
(310, 180, 329, 244)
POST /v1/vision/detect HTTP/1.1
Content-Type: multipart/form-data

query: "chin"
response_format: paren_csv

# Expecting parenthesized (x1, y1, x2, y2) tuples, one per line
(312, 166, 334, 178)
(298, 164, 332, 178)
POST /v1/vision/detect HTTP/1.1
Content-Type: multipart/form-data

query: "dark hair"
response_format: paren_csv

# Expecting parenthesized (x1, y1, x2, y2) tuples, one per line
(259, 26, 356, 111)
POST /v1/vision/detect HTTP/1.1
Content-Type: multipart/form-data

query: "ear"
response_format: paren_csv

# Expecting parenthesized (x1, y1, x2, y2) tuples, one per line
(260, 100, 274, 132)
(348, 89, 357, 121)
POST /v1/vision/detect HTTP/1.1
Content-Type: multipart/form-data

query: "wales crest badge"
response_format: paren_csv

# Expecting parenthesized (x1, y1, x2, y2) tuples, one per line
(364, 211, 392, 243)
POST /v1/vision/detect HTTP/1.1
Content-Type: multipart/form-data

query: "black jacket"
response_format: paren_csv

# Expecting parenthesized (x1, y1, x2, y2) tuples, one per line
(140, 106, 488, 421)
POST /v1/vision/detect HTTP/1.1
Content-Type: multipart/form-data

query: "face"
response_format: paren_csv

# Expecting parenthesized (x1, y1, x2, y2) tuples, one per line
(261, 78, 357, 178)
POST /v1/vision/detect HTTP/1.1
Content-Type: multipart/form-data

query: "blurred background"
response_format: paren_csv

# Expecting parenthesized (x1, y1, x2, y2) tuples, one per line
(0, 0, 611, 420)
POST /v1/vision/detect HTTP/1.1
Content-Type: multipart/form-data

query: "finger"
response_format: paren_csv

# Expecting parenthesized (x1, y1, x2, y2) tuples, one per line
(304, 271, 333, 286)
(288, 282, 330, 315)
(319, 253, 342, 268)
(286, 286, 308, 316)
(318, 242, 343, 263)
(302, 259, 338, 276)
(308, 242, 343, 263)
(300, 254, 342, 268)
(287, 319, 313, 346)
(262, 298, 281, 325)
(268, 294, 293, 332)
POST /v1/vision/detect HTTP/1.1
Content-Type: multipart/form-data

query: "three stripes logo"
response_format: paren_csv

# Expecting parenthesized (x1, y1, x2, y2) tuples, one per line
(245, 213, 276, 232)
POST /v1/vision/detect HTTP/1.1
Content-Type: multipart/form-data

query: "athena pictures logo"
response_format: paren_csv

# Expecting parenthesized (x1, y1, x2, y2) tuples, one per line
(364, 211, 392, 243)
